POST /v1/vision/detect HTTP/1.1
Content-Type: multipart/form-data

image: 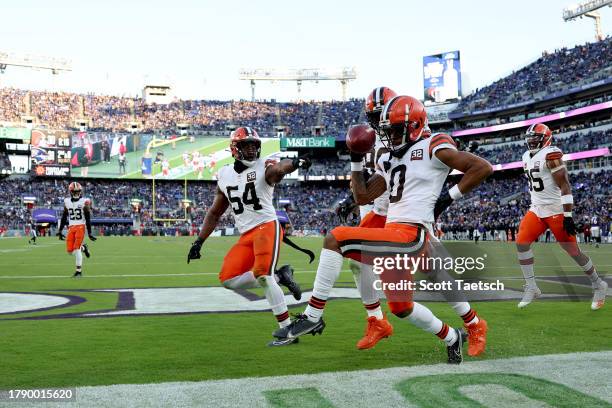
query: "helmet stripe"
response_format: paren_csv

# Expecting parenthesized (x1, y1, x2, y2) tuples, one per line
(375, 87, 382, 107)
(381, 95, 400, 122)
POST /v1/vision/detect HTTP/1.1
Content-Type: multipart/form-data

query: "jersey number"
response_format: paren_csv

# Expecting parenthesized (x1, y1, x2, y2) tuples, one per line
(526, 168, 544, 192)
(226, 182, 262, 214)
(68, 208, 83, 221)
(388, 165, 406, 203)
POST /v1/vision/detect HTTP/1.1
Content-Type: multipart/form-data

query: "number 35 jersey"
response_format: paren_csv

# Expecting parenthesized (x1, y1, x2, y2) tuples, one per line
(376, 133, 457, 225)
(63, 197, 89, 227)
(217, 158, 277, 234)
(522, 146, 564, 218)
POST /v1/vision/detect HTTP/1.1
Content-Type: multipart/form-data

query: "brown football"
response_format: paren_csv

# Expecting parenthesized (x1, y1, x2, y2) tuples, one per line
(346, 124, 376, 154)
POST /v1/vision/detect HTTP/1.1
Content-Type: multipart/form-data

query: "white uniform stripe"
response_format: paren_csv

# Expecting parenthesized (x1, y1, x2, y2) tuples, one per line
(268, 220, 281, 275)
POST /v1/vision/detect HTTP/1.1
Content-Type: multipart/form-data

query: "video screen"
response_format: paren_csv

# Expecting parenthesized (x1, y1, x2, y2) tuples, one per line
(70, 133, 281, 180)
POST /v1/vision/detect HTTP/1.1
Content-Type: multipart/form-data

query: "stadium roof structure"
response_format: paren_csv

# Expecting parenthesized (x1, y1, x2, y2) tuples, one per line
(563, 0, 612, 40)
(239, 67, 356, 101)
(0, 51, 71, 74)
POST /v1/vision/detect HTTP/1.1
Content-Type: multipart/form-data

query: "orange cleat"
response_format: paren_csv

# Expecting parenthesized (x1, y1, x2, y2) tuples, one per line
(465, 319, 488, 356)
(356, 314, 394, 350)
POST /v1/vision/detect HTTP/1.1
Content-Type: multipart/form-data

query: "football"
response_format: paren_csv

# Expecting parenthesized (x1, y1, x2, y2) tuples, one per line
(346, 124, 376, 154)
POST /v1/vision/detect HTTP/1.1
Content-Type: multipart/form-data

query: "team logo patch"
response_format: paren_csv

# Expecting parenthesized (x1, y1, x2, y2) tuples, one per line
(411, 149, 423, 160)
(247, 171, 256, 182)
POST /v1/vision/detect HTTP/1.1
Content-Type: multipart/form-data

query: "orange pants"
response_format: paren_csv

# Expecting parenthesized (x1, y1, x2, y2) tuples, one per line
(219, 220, 283, 283)
(66, 225, 85, 253)
(331, 222, 428, 315)
(517, 211, 580, 256)
(359, 211, 387, 228)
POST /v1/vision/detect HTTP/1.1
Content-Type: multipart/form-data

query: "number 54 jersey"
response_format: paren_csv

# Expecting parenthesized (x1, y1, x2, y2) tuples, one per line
(217, 158, 277, 234)
(522, 146, 563, 218)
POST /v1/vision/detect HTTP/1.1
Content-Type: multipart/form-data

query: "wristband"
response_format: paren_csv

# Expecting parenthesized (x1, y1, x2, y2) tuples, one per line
(351, 162, 363, 172)
(561, 194, 573, 205)
(563, 212, 573, 218)
(449, 185, 463, 200)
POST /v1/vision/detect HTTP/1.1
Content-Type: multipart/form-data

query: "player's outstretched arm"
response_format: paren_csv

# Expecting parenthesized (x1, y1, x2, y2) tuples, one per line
(188, 187, 229, 263)
(57, 207, 68, 240)
(548, 156, 576, 235)
(265, 156, 311, 185)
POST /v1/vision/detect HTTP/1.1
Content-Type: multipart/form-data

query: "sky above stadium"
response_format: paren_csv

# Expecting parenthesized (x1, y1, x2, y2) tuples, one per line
(1, 0, 610, 102)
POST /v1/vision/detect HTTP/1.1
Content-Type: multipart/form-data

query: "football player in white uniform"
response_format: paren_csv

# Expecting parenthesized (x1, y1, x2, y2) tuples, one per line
(187, 127, 312, 346)
(275, 96, 492, 364)
(516, 123, 607, 310)
(57, 182, 97, 277)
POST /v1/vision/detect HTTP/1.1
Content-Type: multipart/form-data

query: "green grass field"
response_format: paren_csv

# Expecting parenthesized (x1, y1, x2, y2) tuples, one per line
(0, 236, 610, 395)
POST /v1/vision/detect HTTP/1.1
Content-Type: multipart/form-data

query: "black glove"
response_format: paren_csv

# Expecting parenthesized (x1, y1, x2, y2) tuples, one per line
(187, 238, 204, 264)
(563, 216, 577, 236)
(335, 196, 357, 224)
(292, 155, 311, 171)
(433, 192, 453, 220)
(350, 151, 364, 163)
(88, 234, 97, 242)
(57, 232, 65, 241)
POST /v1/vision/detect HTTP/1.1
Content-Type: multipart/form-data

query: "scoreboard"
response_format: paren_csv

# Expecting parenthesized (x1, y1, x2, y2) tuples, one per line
(30, 129, 72, 177)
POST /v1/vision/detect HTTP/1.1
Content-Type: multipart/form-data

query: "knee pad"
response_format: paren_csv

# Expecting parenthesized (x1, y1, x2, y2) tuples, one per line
(389, 301, 414, 318)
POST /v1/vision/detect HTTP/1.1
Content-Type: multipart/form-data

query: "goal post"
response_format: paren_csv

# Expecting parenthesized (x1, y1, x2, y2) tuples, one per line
(151, 177, 190, 222)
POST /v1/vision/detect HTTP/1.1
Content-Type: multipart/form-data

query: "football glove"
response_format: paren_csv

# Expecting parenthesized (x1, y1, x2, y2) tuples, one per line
(187, 238, 204, 264)
(433, 192, 453, 220)
(335, 196, 357, 224)
(57, 231, 65, 241)
(88, 234, 97, 242)
(292, 154, 312, 171)
(563, 216, 577, 236)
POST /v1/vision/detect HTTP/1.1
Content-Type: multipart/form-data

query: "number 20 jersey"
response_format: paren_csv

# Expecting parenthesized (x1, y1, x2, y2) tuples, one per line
(63, 197, 89, 226)
(375, 133, 457, 226)
(216, 158, 277, 234)
(522, 146, 563, 218)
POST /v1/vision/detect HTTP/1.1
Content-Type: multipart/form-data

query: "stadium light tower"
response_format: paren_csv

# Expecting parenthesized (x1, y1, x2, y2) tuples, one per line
(239, 67, 357, 101)
(563, 0, 612, 41)
(0, 51, 72, 75)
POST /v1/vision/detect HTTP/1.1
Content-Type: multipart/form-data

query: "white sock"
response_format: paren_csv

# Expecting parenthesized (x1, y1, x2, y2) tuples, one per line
(580, 259, 603, 287)
(73, 249, 83, 267)
(222, 271, 261, 289)
(518, 249, 536, 288)
(406, 302, 457, 346)
(304, 249, 343, 322)
(450, 302, 479, 325)
(257, 275, 289, 328)
(351, 260, 382, 318)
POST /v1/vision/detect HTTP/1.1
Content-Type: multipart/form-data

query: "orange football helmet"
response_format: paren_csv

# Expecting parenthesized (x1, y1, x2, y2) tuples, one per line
(68, 182, 83, 200)
(525, 123, 552, 153)
(365, 87, 397, 132)
(230, 127, 261, 164)
(379, 95, 428, 151)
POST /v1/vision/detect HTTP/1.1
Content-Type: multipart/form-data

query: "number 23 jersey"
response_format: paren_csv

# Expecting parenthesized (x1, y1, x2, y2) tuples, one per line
(217, 158, 277, 234)
(63, 197, 89, 227)
(522, 146, 563, 218)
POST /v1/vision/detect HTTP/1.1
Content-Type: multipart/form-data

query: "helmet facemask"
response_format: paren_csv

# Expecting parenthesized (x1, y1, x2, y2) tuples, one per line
(234, 139, 261, 167)
(525, 133, 546, 154)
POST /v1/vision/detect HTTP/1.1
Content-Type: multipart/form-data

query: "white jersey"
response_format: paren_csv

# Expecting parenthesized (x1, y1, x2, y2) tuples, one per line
(64, 197, 89, 227)
(361, 137, 390, 217)
(522, 146, 564, 218)
(376, 133, 457, 226)
(217, 158, 277, 234)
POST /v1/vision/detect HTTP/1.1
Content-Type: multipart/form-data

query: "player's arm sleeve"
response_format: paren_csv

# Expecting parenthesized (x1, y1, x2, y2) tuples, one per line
(84, 205, 92, 235)
(59, 207, 68, 232)
(545, 149, 565, 173)
(429, 134, 458, 168)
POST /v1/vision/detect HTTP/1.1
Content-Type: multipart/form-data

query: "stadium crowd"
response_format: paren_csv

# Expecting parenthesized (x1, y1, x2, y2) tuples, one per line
(0, 168, 609, 240)
(456, 37, 612, 113)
